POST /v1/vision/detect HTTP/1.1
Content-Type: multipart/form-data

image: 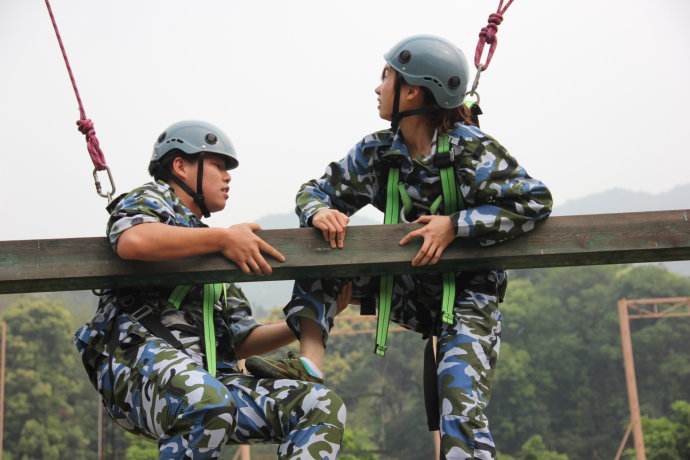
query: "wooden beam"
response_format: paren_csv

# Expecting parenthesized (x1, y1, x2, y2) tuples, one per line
(1, 209, 689, 294)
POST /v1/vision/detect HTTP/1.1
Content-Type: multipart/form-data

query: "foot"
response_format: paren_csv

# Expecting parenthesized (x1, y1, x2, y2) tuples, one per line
(245, 353, 324, 384)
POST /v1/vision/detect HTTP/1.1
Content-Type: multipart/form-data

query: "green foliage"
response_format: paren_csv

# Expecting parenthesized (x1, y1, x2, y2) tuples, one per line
(624, 400, 690, 460)
(2, 298, 97, 460)
(1, 263, 688, 458)
(340, 427, 380, 460)
(517, 435, 568, 460)
(488, 265, 690, 458)
(124, 432, 158, 460)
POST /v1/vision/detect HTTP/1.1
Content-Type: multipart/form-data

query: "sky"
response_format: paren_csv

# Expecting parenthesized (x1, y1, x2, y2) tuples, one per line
(1, 0, 689, 241)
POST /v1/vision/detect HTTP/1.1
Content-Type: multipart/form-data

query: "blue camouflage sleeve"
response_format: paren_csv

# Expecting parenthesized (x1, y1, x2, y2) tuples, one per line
(295, 139, 380, 227)
(223, 284, 260, 349)
(107, 185, 178, 251)
(451, 133, 553, 246)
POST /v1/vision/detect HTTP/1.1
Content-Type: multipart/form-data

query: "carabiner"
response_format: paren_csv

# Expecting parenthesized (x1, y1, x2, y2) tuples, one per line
(93, 166, 116, 202)
(463, 68, 483, 107)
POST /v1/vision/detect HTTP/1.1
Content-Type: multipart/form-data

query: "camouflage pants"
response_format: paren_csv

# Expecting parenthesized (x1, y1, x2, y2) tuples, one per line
(287, 274, 502, 460)
(90, 334, 346, 459)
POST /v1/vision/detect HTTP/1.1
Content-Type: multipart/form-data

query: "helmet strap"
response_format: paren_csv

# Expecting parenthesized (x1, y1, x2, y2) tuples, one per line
(390, 73, 440, 133)
(390, 74, 403, 133)
(168, 154, 211, 218)
(194, 154, 211, 218)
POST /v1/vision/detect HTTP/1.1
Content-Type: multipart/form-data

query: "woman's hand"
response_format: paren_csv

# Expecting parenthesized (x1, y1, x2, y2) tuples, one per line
(221, 223, 286, 275)
(398, 215, 455, 266)
(312, 208, 350, 249)
(335, 282, 353, 315)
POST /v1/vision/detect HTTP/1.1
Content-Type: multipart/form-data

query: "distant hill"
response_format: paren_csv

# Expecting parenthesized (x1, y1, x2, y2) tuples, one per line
(555, 183, 690, 276)
(554, 184, 690, 216)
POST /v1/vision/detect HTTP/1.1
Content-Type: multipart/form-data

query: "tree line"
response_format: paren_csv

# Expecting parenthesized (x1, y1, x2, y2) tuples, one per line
(0, 263, 688, 459)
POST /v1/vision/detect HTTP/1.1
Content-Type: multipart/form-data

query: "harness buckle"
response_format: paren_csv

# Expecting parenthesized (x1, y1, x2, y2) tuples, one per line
(130, 305, 153, 322)
(381, 149, 405, 168)
(434, 150, 455, 168)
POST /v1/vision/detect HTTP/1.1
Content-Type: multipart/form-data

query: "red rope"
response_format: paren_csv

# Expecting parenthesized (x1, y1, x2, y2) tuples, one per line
(474, 0, 515, 72)
(44, 0, 107, 171)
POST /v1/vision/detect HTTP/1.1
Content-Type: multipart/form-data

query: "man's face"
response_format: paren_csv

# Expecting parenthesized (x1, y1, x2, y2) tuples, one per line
(199, 154, 231, 213)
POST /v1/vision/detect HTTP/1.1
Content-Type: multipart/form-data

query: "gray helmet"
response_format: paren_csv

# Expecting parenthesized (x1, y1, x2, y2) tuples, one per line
(149, 120, 237, 218)
(384, 35, 469, 109)
(149, 120, 238, 175)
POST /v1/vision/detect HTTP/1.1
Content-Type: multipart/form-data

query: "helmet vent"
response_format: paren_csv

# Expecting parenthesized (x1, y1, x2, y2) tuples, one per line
(157, 132, 167, 143)
(205, 133, 218, 145)
(423, 76, 443, 88)
(448, 76, 461, 89)
(398, 50, 411, 64)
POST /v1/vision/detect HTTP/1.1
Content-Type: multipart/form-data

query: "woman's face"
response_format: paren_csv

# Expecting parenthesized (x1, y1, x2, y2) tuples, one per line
(375, 66, 396, 121)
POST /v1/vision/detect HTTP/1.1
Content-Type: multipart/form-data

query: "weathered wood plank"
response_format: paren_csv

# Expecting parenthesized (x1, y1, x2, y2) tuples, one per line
(1, 210, 689, 294)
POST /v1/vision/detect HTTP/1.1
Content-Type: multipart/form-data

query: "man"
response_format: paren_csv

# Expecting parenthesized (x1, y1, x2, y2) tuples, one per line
(74, 120, 347, 460)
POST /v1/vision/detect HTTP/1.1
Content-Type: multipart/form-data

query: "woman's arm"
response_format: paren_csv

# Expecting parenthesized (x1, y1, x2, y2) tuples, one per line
(450, 139, 552, 246)
(400, 136, 552, 265)
(295, 139, 382, 227)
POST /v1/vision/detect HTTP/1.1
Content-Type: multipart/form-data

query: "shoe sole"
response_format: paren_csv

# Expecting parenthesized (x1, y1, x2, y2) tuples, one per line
(246, 359, 323, 384)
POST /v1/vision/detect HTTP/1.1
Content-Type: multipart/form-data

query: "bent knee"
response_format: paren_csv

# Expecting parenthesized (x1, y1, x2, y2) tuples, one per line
(302, 386, 347, 429)
(171, 370, 234, 421)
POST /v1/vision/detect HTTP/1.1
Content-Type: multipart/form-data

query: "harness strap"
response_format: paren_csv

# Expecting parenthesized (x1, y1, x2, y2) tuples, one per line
(375, 134, 463, 354)
(168, 285, 192, 309)
(375, 167, 400, 356)
(424, 338, 441, 431)
(169, 283, 222, 377)
(399, 185, 444, 219)
(437, 134, 462, 325)
(202, 284, 223, 377)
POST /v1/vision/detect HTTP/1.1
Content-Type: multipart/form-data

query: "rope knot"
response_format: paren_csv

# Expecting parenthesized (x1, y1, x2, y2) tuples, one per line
(480, 13, 503, 44)
(76, 118, 107, 170)
(76, 118, 95, 135)
(488, 12, 504, 26)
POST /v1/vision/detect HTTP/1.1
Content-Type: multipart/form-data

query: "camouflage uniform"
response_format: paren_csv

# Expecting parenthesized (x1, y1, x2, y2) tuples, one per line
(74, 180, 346, 460)
(286, 123, 552, 459)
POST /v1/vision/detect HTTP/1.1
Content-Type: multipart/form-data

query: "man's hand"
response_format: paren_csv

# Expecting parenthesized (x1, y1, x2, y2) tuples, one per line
(399, 215, 455, 267)
(221, 223, 285, 275)
(312, 208, 349, 249)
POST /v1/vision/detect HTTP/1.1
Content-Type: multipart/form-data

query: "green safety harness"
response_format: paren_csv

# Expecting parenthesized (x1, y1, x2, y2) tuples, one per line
(167, 283, 226, 377)
(106, 282, 226, 389)
(375, 133, 464, 356)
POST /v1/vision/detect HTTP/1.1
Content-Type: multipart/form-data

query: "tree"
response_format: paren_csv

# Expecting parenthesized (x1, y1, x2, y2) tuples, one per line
(2, 298, 97, 460)
(518, 435, 568, 460)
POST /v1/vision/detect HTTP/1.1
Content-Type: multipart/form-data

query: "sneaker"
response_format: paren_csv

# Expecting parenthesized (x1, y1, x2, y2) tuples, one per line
(244, 353, 324, 384)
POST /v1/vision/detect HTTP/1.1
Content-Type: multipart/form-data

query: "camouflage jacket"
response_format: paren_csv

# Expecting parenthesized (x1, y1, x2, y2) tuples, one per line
(75, 180, 259, 373)
(296, 123, 552, 247)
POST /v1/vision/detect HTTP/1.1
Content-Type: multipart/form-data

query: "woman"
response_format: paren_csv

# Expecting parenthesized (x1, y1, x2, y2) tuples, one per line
(248, 35, 552, 459)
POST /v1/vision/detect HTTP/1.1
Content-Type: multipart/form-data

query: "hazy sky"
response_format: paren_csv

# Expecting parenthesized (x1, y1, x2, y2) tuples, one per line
(1, 0, 689, 241)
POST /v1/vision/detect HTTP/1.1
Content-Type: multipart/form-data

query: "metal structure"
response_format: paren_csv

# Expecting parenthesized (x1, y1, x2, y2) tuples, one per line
(615, 297, 690, 460)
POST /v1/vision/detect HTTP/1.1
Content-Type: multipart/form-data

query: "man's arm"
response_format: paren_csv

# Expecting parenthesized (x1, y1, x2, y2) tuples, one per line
(117, 223, 226, 260)
(233, 282, 353, 358)
(117, 222, 285, 275)
(234, 322, 296, 359)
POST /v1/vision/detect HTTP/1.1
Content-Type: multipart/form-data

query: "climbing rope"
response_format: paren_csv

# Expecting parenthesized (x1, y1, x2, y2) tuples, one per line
(44, 0, 116, 201)
(466, 0, 516, 105)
